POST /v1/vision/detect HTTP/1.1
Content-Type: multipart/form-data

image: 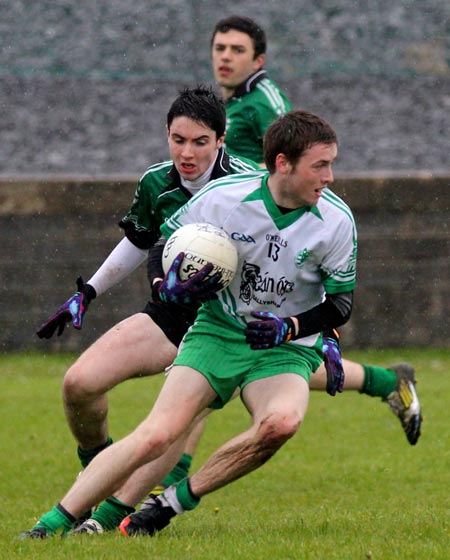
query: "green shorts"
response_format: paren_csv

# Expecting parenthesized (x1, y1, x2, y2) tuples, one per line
(174, 312, 323, 409)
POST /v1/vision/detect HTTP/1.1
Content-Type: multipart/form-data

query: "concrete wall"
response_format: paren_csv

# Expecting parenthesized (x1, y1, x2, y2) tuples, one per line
(1, 175, 449, 353)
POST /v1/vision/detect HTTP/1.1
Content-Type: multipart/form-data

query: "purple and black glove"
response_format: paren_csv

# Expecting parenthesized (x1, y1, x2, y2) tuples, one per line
(36, 276, 96, 339)
(158, 252, 224, 306)
(322, 329, 345, 396)
(245, 311, 295, 350)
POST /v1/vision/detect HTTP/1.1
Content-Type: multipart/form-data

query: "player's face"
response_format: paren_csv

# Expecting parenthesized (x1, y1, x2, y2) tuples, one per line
(212, 30, 265, 97)
(168, 116, 224, 180)
(277, 143, 337, 208)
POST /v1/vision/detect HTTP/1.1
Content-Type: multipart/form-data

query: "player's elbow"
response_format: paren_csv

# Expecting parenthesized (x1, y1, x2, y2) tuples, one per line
(328, 290, 353, 327)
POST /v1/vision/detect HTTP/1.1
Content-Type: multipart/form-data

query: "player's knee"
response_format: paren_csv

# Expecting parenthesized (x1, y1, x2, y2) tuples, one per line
(62, 361, 99, 402)
(258, 410, 301, 448)
(131, 427, 174, 463)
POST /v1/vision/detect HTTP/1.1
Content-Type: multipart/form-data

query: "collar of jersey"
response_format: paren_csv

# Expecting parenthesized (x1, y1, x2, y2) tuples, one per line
(230, 69, 267, 99)
(257, 174, 322, 228)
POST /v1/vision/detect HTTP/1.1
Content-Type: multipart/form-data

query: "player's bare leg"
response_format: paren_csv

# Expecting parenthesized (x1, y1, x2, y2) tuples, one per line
(62, 313, 177, 452)
(310, 358, 364, 391)
(146, 416, 207, 495)
(119, 373, 310, 536)
(183, 417, 207, 456)
(23, 366, 217, 540)
(71, 409, 212, 534)
(191, 374, 309, 494)
(115, 409, 211, 506)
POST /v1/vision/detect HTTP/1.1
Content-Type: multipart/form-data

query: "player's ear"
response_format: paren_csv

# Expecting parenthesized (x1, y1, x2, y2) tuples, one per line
(275, 153, 292, 174)
(217, 133, 226, 149)
(253, 53, 266, 71)
(166, 125, 170, 141)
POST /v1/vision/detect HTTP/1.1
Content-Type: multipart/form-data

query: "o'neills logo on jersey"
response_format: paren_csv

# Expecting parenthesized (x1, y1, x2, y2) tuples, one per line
(265, 233, 287, 247)
(231, 232, 256, 243)
(239, 261, 294, 307)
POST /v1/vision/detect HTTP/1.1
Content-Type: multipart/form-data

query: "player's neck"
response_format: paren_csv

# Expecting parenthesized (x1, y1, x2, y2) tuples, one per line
(180, 154, 218, 194)
(220, 86, 235, 101)
(267, 176, 308, 210)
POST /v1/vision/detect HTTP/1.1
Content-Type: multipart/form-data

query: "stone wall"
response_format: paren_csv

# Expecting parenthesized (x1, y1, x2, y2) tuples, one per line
(1, 175, 449, 352)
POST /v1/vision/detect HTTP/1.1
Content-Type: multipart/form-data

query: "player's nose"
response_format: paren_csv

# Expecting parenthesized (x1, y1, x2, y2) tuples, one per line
(181, 143, 194, 158)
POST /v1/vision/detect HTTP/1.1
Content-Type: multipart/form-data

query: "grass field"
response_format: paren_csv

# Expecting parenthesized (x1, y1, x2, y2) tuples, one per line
(1, 349, 449, 559)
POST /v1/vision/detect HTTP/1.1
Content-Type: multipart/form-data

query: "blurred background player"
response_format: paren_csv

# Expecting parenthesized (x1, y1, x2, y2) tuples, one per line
(211, 15, 292, 164)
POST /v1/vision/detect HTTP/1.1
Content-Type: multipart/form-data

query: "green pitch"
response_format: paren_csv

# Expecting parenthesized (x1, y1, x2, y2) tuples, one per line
(1, 349, 449, 559)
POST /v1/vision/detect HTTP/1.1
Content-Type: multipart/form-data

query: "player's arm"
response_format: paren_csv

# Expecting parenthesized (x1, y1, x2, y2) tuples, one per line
(245, 291, 353, 349)
(36, 237, 147, 339)
(37, 169, 161, 339)
(290, 291, 353, 338)
(147, 237, 165, 302)
(87, 237, 147, 297)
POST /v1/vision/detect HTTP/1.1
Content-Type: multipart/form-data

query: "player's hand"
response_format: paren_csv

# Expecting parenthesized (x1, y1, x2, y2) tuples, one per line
(322, 329, 344, 396)
(36, 277, 96, 339)
(158, 252, 224, 306)
(245, 311, 295, 350)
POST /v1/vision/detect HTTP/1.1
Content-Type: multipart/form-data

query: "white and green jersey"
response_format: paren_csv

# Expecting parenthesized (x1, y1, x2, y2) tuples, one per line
(161, 171, 357, 348)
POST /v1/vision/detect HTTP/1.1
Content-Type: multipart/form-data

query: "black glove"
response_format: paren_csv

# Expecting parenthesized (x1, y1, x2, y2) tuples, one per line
(158, 252, 224, 306)
(322, 329, 345, 396)
(245, 311, 296, 350)
(36, 277, 96, 339)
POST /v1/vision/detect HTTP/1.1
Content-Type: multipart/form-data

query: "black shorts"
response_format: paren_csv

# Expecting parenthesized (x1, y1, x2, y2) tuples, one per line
(141, 301, 198, 347)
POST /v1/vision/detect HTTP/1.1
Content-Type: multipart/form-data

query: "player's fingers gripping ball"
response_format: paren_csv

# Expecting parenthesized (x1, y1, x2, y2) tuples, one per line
(162, 223, 238, 289)
(245, 311, 296, 350)
(159, 252, 224, 305)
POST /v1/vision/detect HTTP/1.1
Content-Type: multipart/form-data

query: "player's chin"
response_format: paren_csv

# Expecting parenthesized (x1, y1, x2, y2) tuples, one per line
(216, 76, 235, 88)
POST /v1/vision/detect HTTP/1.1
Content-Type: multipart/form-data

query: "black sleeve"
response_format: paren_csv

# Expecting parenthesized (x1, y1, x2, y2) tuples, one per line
(292, 291, 353, 339)
(119, 220, 161, 251)
(147, 236, 166, 287)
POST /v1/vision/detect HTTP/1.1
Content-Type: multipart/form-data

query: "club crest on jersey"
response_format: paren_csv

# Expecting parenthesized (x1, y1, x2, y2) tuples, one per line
(295, 249, 311, 269)
(239, 261, 294, 307)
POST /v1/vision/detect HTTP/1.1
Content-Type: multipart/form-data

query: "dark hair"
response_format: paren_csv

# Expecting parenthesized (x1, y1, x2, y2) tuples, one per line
(264, 111, 338, 172)
(167, 85, 226, 139)
(211, 16, 266, 58)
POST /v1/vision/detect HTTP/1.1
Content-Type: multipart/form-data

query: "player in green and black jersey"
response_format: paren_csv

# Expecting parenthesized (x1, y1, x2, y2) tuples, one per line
(211, 15, 292, 164)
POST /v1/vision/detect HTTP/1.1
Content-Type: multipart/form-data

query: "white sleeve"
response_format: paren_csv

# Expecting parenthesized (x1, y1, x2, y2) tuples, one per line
(87, 237, 147, 297)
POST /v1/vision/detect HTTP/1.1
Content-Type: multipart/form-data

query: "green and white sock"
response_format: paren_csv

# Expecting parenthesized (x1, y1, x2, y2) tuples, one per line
(361, 365, 397, 399)
(161, 453, 193, 487)
(165, 477, 200, 512)
(89, 497, 135, 531)
(32, 504, 76, 536)
(77, 436, 113, 468)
